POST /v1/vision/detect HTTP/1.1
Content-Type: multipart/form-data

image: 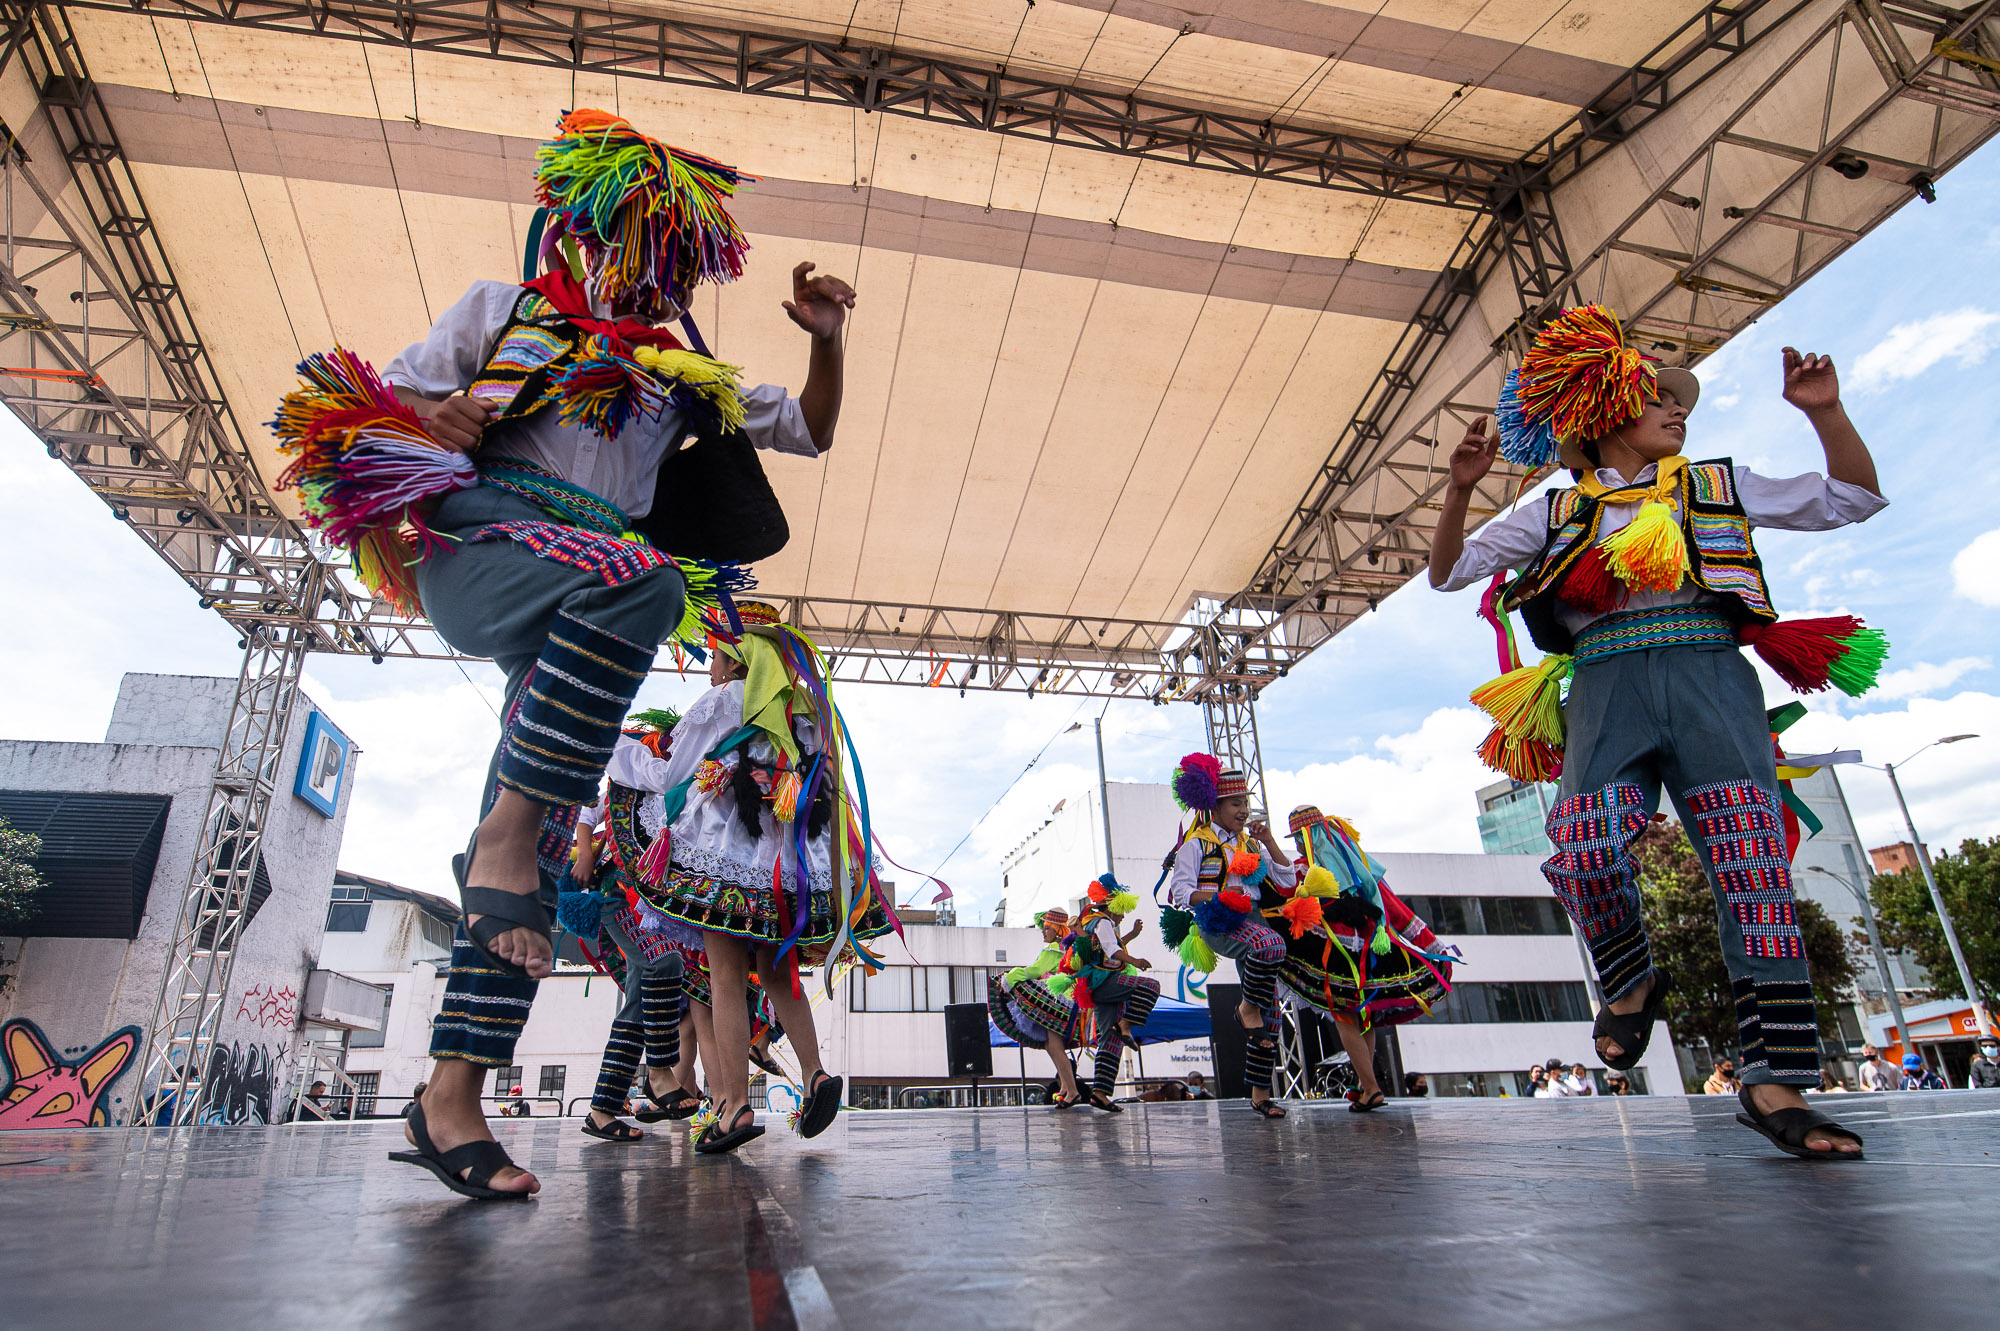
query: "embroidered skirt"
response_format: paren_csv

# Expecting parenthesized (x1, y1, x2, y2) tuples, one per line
(1278, 927, 1452, 1031)
(987, 973, 1082, 1049)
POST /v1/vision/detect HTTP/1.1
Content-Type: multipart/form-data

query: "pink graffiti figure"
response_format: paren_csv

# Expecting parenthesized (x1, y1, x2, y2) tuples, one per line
(236, 983, 297, 1030)
(0, 1021, 140, 1129)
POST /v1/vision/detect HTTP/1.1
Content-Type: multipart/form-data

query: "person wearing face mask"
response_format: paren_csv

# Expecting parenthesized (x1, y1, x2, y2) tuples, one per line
(1430, 305, 1886, 1162)
(1160, 756, 1297, 1120)
(1969, 1038, 2000, 1090)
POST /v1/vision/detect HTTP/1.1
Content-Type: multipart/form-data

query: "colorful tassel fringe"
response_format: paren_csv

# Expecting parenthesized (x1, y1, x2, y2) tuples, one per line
(1600, 500, 1688, 593)
(635, 346, 748, 436)
(1740, 617, 1890, 697)
(1558, 543, 1623, 614)
(634, 827, 673, 888)
(270, 348, 478, 610)
(1477, 729, 1564, 783)
(694, 759, 731, 794)
(1495, 368, 1558, 467)
(551, 334, 665, 438)
(669, 558, 758, 655)
(770, 769, 803, 822)
(1516, 304, 1656, 445)
(1160, 907, 1194, 949)
(535, 109, 754, 314)
(1470, 654, 1572, 750)
(1177, 932, 1217, 974)
(1278, 895, 1324, 940)
(1297, 865, 1340, 899)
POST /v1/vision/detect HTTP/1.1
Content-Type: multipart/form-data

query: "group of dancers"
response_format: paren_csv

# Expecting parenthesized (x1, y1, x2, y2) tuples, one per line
(270, 104, 1885, 1198)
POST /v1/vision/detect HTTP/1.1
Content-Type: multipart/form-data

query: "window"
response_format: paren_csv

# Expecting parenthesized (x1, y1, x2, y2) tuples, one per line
(852, 966, 914, 1013)
(418, 911, 455, 952)
(493, 1066, 523, 1096)
(348, 985, 393, 1050)
(1399, 896, 1571, 937)
(1411, 981, 1592, 1025)
(849, 966, 996, 1012)
(538, 1066, 566, 1101)
(326, 883, 371, 933)
(350, 1071, 380, 1117)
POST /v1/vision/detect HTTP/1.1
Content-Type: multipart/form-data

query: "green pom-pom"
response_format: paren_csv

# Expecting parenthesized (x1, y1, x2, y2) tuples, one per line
(1160, 906, 1194, 949)
(1828, 627, 1889, 697)
(628, 706, 683, 732)
(1371, 923, 1393, 956)
(1045, 974, 1075, 997)
(1108, 891, 1138, 916)
(1178, 932, 1217, 974)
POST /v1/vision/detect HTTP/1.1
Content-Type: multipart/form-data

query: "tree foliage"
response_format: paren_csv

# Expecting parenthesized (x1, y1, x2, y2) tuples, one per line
(1867, 836, 2000, 1007)
(1632, 820, 1858, 1055)
(0, 816, 45, 995)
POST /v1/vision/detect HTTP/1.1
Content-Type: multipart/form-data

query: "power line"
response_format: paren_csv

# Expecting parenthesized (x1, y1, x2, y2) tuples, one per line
(925, 699, 1091, 881)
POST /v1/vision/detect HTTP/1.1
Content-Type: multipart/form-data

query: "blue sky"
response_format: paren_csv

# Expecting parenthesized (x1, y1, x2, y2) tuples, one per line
(4, 140, 1999, 930)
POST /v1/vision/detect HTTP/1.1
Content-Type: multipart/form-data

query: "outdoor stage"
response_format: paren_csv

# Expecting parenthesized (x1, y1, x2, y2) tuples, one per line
(5, 1092, 1997, 1329)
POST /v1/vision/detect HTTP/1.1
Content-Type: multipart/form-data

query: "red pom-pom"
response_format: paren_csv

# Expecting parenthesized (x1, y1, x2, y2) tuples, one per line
(1558, 544, 1622, 615)
(1087, 881, 1109, 903)
(1217, 889, 1254, 913)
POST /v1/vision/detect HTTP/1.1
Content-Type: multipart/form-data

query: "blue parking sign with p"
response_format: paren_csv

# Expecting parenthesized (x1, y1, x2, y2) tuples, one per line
(294, 712, 351, 817)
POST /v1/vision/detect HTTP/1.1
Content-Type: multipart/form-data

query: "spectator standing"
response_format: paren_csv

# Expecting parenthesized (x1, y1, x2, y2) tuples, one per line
(1566, 1063, 1597, 1096)
(1543, 1058, 1575, 1096)
(1605, 1071, 1634, 1096)
(1899, 1054, 1945, 1091)
(1968, 1038, 2000, 1090)
(1857, 1046, 1896, 1093)
(1703, 1059, 1739, 1095)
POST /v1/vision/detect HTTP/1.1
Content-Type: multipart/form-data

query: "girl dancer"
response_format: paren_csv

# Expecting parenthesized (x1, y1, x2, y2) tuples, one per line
(630, 601, 895, 1153)
(989, 908, 1086, 1107)
(1281, 806, 1456, 1112)
(1160, 757, 1295, 1118)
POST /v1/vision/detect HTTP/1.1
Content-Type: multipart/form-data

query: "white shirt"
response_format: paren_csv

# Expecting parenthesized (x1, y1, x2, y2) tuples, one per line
(1440, 463, 1887, 634)
(605, 734, 673, 793)
(1165, 835, 1299, 910)
(1565, 1073, 1596, 1096)
(1091, 918, 1122, 957)
(383, 280, 819, 517)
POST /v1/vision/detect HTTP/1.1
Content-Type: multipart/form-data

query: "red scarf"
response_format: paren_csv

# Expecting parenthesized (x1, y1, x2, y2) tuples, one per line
(523, 271, 686, 352)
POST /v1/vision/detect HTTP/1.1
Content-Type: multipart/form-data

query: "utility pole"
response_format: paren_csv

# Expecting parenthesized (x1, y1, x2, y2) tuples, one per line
(1093, 714, 1116, 879)
(1885, 760, 1991, 1055)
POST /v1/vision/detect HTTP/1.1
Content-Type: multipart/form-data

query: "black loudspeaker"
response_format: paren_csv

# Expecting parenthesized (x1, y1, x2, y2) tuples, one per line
(1205, 984, 1246, 1099)
(944, 1003, 993, 1079)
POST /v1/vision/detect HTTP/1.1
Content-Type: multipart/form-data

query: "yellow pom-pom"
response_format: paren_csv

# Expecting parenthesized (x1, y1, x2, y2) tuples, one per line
(771, 769, 802, 822)
(1601, 500, 1688, 593)
(1299, 866, 1340, 898)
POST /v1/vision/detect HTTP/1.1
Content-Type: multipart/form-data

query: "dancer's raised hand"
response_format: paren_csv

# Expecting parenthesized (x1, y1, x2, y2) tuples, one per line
(1449, 415, 1498, 491)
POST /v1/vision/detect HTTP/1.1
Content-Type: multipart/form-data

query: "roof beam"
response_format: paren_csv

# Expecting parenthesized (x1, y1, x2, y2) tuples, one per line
(52, 0, 1513, 208)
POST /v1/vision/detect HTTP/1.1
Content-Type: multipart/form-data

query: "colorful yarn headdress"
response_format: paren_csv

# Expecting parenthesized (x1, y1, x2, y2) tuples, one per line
(1495, 305, 1657, 468)
(534, 109, 754, 318)
(1084, 875, 1138, 917)
(1033, 907, 1070, 931)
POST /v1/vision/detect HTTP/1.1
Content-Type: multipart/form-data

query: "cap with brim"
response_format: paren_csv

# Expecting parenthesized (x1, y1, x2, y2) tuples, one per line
(1556, 366, 1701, 471)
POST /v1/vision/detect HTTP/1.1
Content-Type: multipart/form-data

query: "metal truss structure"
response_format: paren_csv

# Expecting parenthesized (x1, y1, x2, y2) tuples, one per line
(136, 624, 307, 1125)
(58, 0, 1514, 209)
(1213, 0, 2000, 689)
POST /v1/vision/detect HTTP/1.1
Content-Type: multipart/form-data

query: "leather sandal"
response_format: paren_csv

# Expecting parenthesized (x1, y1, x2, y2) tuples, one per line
(1046, 1089, 1084, 1109)
(1086, 1089, 1123, 1113)
(633, 1084, 702, 1123)
(1735, 1086, 1864, 1160)
(454, 839, 553, 981)
(1250, 1096, 1287, 1118)
(693, 1101, 765, 1155)
(581, 1115, 644, 1142)
(388, 1097, 533, 1201)
(1593, 971, 1673, 1072)
(1348, 1090, 1386, 1113)
(794, 1071, 844, 1139)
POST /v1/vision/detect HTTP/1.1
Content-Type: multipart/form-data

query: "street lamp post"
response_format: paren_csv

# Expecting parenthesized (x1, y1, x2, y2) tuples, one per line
(1880, 735, 1989, 1057)
(1807, 856, 1910, 1067)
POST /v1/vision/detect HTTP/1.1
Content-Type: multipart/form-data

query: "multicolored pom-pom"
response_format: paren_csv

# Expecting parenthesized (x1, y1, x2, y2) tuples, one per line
(1172, 753, 1223, 812)
(1515, 304, 1656, 446)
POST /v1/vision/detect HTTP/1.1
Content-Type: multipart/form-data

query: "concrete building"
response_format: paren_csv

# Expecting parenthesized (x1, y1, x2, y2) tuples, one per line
(1002, 781, 1681, 1097)
(0, 674, 371, 1126)
(1869, 841, 1928, 877)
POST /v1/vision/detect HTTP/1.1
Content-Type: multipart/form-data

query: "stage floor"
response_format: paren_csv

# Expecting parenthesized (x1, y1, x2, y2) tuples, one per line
(4, 1091, 1998, 1329)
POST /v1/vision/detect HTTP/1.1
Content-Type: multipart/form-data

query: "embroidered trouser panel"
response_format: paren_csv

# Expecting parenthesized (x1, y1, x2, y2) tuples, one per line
(1206, 919, 1286, 1090)
(1543, 783, 1654, 1002)
(418, 486, 689, 1070)
(606, 914, 685, 1068)
(1554, 641, 1819, 1085)
(429, 937, 534, 1066)
(1089, 974, 1162, 1094)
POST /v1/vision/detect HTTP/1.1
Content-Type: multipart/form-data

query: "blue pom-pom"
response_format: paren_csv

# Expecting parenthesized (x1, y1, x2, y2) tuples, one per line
(1239, 858, 1270, 890)
(555, 890, 603, 937)
(1496, 369, 1558, 467)
(1191, 894, 1249, 937)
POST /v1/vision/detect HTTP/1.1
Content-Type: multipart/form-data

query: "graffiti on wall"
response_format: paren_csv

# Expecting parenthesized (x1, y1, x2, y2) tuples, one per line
(196, 1040, 289, 1125)
(235, 983, 297, 1030)
(0, 1020, 140, 1129)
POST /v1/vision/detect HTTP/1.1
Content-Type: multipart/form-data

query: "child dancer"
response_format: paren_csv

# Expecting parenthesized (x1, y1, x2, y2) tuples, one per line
(275, 109, 856, 1199)
(1430, 307, 1880, 1158)
(1281, 806, 1456, 1112)
(1160, 757, 1295, 1118)
(989, 908, 1086, 1107)
(1066, 879, 1159, 1113)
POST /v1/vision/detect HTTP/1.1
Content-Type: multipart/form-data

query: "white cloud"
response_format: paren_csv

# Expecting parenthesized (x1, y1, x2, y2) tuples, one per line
(1263, 707, 1493, 855)
(1869, 657, 1990, 702)
(1709, 393, 1741, 411)
(1951, 529, 2000, 607)
(1851, 306, 2000, 390)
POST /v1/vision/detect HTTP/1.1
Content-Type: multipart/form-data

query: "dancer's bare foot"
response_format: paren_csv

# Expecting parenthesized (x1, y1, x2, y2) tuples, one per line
(1237, 998, 1264, 1031)
(409, 1062, 540, 1194)
(1595, 972, 1662, 1063)
(1746, 1083, 1864, 1154)
(464, 790, 553, 978)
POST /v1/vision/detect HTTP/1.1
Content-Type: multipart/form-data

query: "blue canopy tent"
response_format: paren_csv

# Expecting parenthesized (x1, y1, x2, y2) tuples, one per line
(989, 995, 1212, 1100)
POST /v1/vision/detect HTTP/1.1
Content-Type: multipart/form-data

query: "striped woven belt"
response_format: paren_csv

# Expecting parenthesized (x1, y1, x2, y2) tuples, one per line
(1573, 604, 1737, 667)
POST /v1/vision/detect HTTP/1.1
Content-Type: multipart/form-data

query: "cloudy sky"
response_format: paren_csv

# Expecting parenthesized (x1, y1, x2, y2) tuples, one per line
(6, 142, 1999, 933)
